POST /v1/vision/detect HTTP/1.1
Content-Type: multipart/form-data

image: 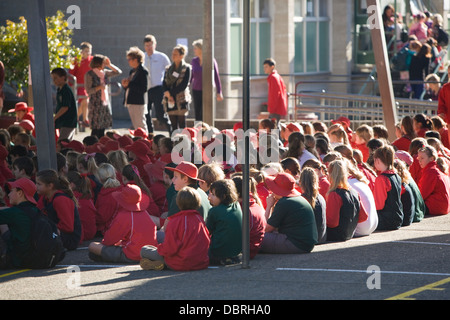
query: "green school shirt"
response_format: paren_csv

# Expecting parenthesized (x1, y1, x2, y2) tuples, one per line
(55, 83, 77, 129)
(167, 184, 211, 220)
(267, 196, 318, 252)
(0, 202, 34, 267)
(206, 202, 242, 259)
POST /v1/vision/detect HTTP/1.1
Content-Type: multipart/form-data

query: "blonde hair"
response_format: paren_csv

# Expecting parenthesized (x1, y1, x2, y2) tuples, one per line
(355, 124, 374, 143)
(299, 167, 319, 209)
(393, 159, 411, 184)
(327, 160, 350, 194)
(97, 163, 121, 188)
(107, 150, 129, 175)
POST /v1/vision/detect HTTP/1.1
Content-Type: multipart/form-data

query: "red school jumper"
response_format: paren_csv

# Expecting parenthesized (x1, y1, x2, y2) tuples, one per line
(102, 209, 157, 261)
(73, 191, 97, 241)
(418, 161, 450, 215)
(95, 186, 122, 234)
(157, 209, 210, 271)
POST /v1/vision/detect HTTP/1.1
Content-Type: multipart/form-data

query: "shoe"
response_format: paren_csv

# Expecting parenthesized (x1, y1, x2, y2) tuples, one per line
(140, 258, 164, 270)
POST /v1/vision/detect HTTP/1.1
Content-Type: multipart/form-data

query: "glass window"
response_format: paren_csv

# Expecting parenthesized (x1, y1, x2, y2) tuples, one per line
(229, 0, 271, 75)
(230, 0, 241, 18)
(294, 0, 331, 74)
(294, 0, 303, 17)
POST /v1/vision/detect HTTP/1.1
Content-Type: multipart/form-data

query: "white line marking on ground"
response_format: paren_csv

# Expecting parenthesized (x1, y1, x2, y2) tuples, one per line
(276, 268, 450, 277)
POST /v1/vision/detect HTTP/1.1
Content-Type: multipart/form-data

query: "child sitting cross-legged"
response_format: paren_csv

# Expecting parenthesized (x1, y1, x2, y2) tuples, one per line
(140, 186, 210, 271)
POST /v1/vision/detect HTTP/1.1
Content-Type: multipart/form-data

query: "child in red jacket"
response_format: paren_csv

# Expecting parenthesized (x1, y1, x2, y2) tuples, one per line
(417, 145, 450, 215)
(140, 186, 210, 271)
(67, 171, 97, 241)
(88, 184, 157, 263)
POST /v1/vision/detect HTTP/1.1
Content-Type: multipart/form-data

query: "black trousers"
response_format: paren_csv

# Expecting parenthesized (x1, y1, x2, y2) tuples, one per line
(146, 86, 172, 134)
(192, 89, 203, 122)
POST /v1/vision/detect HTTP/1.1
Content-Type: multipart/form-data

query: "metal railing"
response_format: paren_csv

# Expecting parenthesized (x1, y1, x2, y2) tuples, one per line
(292, 90, 437, 126)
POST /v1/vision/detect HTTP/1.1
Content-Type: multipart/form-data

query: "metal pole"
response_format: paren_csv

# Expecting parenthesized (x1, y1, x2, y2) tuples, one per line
(26, 0, 57, 171)
(241, 0, 250, 269)
(366, 0, 398, 141)
(203, 0, 215, 126)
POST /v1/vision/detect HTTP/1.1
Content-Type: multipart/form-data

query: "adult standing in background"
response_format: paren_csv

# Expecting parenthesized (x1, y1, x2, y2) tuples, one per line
(84, 54, 122, 139)
(143, 35, 172, 135)
(69, 42, 93, 128)
(162, 45, 192, 131)
(191, 39, 223, 122)
(122, 47, 149, 133)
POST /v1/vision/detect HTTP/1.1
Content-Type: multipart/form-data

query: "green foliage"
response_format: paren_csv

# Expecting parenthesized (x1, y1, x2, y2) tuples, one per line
(0, 10, 81, 92)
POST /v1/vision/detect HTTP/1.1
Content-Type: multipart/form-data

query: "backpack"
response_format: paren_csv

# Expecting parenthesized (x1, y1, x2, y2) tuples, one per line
(18, 202, 65, 269)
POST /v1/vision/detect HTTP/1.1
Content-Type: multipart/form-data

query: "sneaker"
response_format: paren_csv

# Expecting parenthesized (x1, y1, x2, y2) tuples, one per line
(140, 258, 164, 271)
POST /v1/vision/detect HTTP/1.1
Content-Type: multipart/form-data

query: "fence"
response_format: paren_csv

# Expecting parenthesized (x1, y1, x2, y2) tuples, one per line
(292, 89, 438, 128)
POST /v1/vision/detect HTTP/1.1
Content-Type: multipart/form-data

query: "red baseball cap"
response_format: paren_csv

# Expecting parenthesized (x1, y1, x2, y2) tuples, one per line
(60, 140, 85, 153)
(165, 161, 204, 182)
(265, 172, 301, 198)
(7, 178, 37, 204)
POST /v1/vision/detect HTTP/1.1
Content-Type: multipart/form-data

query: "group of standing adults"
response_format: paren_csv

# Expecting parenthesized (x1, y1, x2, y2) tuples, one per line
(71, 35, 223, 139)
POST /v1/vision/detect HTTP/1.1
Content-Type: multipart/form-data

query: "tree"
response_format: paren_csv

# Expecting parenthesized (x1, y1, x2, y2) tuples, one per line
(0, 10, 81, 93)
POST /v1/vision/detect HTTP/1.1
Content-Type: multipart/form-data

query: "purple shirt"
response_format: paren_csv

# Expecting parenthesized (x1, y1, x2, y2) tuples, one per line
(191, 56, 222, 94)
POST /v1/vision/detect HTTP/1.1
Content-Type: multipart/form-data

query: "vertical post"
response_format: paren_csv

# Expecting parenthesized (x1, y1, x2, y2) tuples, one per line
(366, 0, 398, 140)
(203, 0, 215, 126)
(241, 0, 250, 269)
(26, 0, 57, 171)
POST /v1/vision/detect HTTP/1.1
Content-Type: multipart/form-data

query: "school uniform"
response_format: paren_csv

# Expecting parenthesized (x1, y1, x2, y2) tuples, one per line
(326, 188, 368, 241)
(418, 161, 450, 215)
(400, 183, 415, 226)
(310, 194, 327, 244)
(0, 202, 34, 268)
(239, 195, 266, 259)
(156, 209, 210, 271)
(55, 83, 77, 140)
(95, 186, 122, 235)
(262, 196, 317, 253)
(167, 184, 211, 220)
(148, 180, 168, 214)
(392, 136, 412, 152)
(357, 163, 377, 192)
(102, 209, 157, 262)
(73, 191, 97, 241)
(318, 176, 330, 200)
(409, 155, 423, 183)
(408, 179, 425, 222)
(37, 191, 82, 250)
(354, 142, 370, 162)
(206, 202, 242, 261)
(373, 170, 404, 230)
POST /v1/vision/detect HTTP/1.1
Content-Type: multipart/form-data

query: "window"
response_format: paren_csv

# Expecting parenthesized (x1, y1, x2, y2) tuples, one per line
(294, 0, 331, 73)
(229, 0, 272, 76)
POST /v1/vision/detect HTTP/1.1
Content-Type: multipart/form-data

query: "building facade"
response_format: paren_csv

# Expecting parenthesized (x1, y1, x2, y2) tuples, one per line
(1, 0, 448, 122)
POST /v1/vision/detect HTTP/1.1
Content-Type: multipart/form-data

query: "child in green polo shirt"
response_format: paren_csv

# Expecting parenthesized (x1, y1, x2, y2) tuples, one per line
(51, 68, 78, 141)
(0, 178, 39, 268)
(206, 179, 242, 265)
